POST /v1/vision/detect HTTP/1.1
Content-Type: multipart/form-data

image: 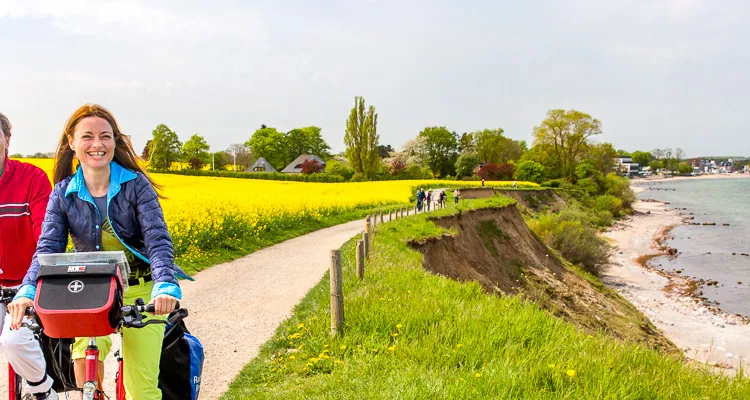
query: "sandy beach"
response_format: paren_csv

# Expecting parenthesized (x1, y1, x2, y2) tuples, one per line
(602, 187, 750, 374)
(631, 172, 750, 184)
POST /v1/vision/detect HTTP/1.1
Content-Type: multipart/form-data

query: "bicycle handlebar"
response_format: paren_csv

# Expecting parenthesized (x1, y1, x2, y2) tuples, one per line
(121, 298, 188, 329)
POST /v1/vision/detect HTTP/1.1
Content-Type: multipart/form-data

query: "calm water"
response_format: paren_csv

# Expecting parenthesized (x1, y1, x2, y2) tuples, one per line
(636, 178, 750, 317)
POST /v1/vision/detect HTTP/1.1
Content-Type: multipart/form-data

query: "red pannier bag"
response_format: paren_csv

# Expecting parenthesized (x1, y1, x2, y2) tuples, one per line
(34, 262, 124, 339)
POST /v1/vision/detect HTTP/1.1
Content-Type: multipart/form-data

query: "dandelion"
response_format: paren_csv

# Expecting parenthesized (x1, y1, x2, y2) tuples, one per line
(587, 335, 593, 339)
(474, 373, 482, 378)
(456, 344, 463, 348)
(340, 345, 347, 350)
(548, 364, 555, 369)
(396, 324, 402, 329)
(335, 360, 343, 364)
(289, 355, 295, 360)
(388, 346, 395, 351)
(392, 333, 399, 337)
(297, 323, 304, 329)
(567, 370, 576, 378)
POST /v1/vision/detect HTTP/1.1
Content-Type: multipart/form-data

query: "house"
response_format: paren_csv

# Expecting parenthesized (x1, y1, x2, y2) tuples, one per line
(281, 154, 326, 174)
(614, 157, 640, 177)
(247, 157, 277, 173)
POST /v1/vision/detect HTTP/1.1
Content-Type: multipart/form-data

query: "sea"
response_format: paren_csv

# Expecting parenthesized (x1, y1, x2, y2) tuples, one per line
(636, 178, 750, 317)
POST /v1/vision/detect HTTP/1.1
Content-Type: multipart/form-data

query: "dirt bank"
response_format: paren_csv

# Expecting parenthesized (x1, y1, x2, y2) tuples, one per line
(410, 204, 674, 351)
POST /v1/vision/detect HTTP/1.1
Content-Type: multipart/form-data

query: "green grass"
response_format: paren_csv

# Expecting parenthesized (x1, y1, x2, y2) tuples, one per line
(175, 203, 407, 275)
(222, 197, 750, 399)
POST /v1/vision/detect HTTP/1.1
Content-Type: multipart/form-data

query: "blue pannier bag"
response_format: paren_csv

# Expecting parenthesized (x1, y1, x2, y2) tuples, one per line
(158, 310, 204, 400)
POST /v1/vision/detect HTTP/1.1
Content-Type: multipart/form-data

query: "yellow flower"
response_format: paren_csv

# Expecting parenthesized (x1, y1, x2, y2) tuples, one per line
(396, 324, 402, 329)
(340, 345, 347, 350)
(567, 370, 576, 378)
(335, 360, 343, 364)
(456, 344, 463, 348)
(474, 373, 482, 378)
(392, 333, 399, 337)
(587, 335, 593, 339)
(297, 323, 304, 329)
(387, 346, 395, 351)
(548, 364, 555, 369)
(289, 355, 295, 360)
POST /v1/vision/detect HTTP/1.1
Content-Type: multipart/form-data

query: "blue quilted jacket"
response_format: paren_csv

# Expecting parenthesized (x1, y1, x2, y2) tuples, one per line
(16, 161, 192, 301)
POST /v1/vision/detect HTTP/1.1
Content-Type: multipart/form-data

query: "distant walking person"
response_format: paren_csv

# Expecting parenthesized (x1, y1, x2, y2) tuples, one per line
(513, 181, 517, 188)
(416, 188, 425, 211)
(454, 189, 460, 204)
(439, 191, 447, 207)
(426, 190, 432, 211)
(481, 178, 485, 187)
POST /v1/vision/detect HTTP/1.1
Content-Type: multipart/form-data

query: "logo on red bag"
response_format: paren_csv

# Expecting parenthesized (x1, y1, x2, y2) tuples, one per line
(68, 280, 85, 293)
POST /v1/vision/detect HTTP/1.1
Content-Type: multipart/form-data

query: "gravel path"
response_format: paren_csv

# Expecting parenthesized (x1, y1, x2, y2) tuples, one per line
(1, 218, 367, 399)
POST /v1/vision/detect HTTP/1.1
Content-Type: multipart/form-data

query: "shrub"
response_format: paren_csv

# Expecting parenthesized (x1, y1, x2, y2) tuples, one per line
(604, 173, 636, 208)
(594, 195, 623, 217)
(324, 160, 355, 180)
(528, 204, 612, 276)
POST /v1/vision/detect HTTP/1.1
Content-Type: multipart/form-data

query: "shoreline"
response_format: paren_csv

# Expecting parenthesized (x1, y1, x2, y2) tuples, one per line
(602, 187, 750, 373)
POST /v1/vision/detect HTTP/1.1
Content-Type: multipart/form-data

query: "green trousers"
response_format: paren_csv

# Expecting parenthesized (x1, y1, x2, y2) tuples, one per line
(72, 280, 165, 400)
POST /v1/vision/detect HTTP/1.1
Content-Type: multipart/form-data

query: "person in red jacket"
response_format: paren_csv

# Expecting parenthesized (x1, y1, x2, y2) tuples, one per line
(0, 112, 56, 399)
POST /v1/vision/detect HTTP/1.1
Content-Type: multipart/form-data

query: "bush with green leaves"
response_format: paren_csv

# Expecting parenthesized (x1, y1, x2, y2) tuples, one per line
(325, 160, 355, 180)
(515, 160, 545, 183)
(528, 204, 612, 276)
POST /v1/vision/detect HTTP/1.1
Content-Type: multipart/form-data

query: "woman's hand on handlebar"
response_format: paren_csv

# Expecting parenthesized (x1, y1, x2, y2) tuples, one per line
(149, 294, 178, 315)
(7, 297, 34, 330)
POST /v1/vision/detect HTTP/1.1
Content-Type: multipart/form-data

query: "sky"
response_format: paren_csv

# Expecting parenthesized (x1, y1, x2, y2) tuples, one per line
(1, 0, 749, 158)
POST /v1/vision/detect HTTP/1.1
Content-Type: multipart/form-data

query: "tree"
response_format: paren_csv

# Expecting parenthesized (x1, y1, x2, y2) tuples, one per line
(478, 163, 515, 181)
(474, 128, 506, 164)
(148, 124, 182, 170)
(212, 151, 230, 170)
(286, 126, 331, 162)
(300, 159, 324, 174)
(378, 144, 394, 158)
(649, 159, 664, 172)
(419, 126, 459, 177)
(226, 144, 253, 171)
(388, 156, 408, 176)
(142, 140, 152, 160)
(344, 96, 379, 176)
(677, 162, 693, 175)
(458, 133, 475, 154)
(401, 136, 427, 166)
(587, 142, 618, 175)
(532, 109, 603, 178)
(631, 151, 653, 168)
(455, 153, 479, 178)
(181, 134, 211, 170)
(246, 126, 288, 170)
(515, 160, 545, 183)
(473, 128, 524, 164)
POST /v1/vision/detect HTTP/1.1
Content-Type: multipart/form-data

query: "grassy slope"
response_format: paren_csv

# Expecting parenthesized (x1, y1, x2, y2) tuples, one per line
(222, 197, 750, 400)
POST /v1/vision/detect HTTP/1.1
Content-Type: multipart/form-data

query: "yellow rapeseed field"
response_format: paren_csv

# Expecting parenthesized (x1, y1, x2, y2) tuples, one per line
(14, 158, 538, 266)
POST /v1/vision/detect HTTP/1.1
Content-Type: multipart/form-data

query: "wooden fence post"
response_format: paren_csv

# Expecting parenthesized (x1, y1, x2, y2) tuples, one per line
(356, 240, 365, 279)
(389, 211, 393, 221)
(363, 232, 370, 259)
(365, 217, 371, 233)
(330, 249, 344, 336)
(380, 213, 384, 224)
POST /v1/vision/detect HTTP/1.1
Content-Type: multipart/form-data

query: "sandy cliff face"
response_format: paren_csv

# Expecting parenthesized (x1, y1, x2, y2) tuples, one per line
(411, 203, 675, 351)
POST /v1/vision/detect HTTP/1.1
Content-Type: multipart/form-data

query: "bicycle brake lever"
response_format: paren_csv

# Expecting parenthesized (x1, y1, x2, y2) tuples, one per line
(168, 309, 189, 325)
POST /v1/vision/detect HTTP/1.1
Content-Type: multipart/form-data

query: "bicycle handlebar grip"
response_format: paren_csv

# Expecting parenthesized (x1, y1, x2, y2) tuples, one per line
(142, 301, 180, 314)
(24, 307, 35, 317)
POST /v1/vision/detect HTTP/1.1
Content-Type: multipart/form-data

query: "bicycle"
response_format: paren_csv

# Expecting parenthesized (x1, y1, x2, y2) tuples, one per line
(2, 286, 26, 400)
(4, 251, 189, 400)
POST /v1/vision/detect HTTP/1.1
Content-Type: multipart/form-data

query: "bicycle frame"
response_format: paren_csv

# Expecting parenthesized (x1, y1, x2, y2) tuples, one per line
(7, 365, 22, 400)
